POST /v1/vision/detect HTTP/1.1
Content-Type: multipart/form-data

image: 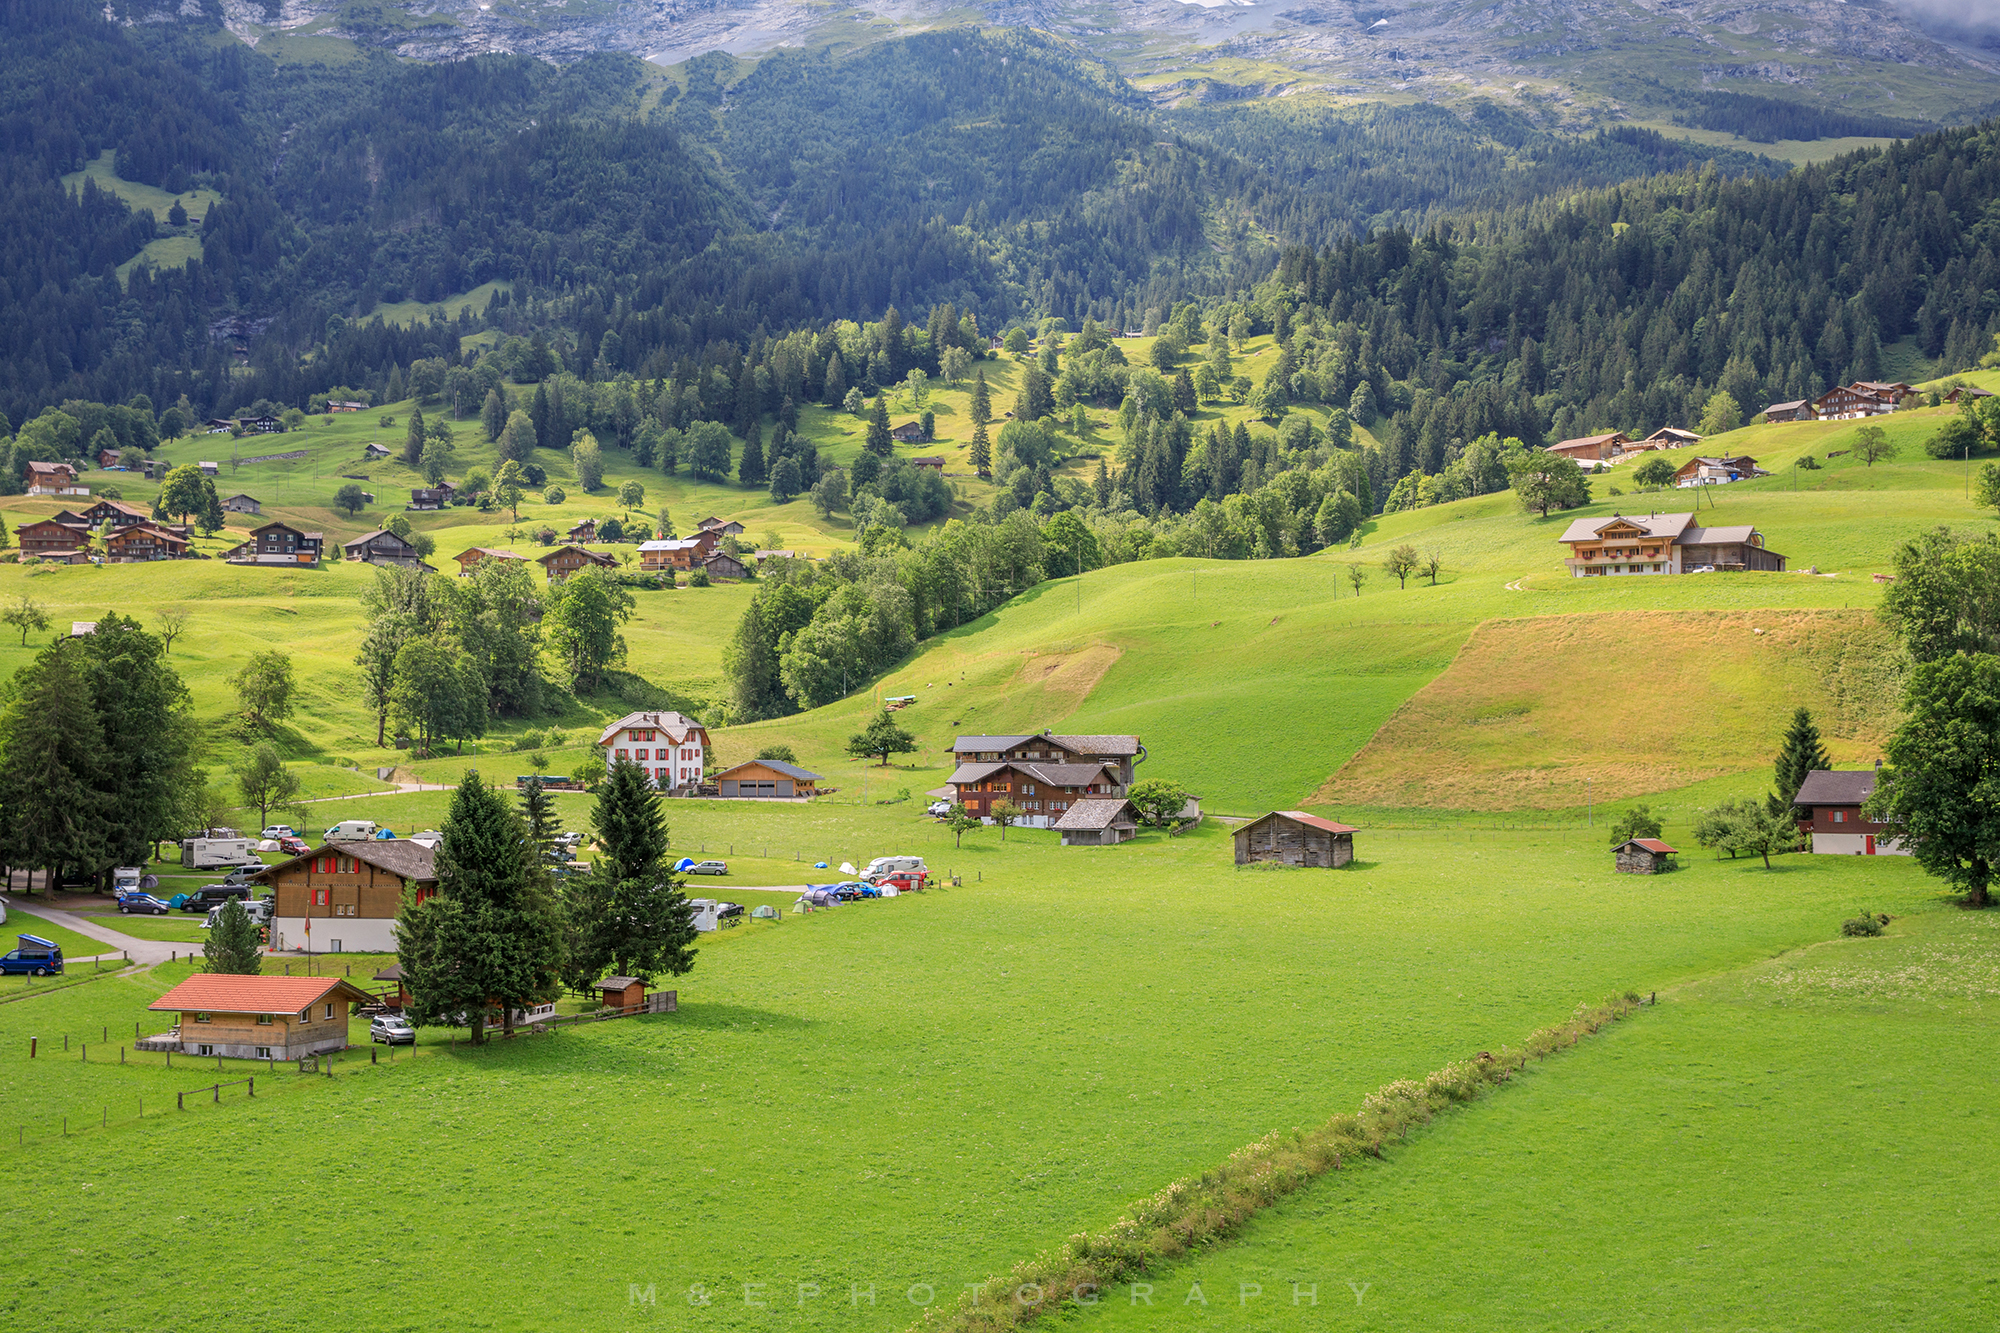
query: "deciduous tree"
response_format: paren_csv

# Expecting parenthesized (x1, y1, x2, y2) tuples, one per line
(1866, 653, 2000, 906)
(846, 710, 917, 766)
(235, 743, 301, 828)
(229, 650, 295, 727)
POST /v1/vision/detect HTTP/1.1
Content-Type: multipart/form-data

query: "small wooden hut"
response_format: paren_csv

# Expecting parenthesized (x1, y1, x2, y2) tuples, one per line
(594, 976, 646, 1013)
(1233, 811, 1356, 868)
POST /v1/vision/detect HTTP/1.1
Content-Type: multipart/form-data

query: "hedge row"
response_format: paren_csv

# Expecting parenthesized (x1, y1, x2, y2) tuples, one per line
(913, 992, 1646, 1333)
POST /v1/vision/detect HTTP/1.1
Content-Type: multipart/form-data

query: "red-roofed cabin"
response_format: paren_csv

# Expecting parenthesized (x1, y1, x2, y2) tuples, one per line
(1233, 811, 1357, 867)
(1613, 838, 1677, 874)
(146, 974, 373, 1060)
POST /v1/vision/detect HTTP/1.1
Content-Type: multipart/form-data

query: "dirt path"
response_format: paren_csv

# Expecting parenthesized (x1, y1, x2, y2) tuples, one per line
(1, 896, 177, 964)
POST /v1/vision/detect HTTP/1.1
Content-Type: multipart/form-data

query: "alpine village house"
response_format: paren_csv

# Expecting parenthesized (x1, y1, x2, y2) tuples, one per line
(947, 732, 1145, 827)
(597, 711, 710, 791)
(1557, 512, 1786, 576)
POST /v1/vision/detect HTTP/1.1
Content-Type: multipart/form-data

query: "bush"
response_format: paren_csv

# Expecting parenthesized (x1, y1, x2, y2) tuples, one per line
(689, 567, 711, 587)
(1840, 912, 1889, 937)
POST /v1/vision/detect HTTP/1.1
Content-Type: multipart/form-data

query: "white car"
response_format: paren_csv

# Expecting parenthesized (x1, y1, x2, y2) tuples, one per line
(926, 800, 954, 817)
(261, 825, 297, 840)
(687, 860, 728, 876)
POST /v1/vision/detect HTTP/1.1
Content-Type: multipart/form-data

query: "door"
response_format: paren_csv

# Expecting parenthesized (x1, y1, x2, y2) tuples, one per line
(1865, 835, 1876, 855)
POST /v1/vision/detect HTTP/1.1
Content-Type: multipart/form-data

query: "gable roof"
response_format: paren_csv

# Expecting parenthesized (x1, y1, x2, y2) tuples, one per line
(536, 544, 615, 567)
(716, 758, 821, 782)
(342, 529, 418, 552)
(1050, 734, 1143, 757)
(1639, 427, 1701, 444)
(952, 735, 1035, 753)
(1762, 400, 1810, 414)
(1614, 838, 1677, 855)
(947, 760, 1118, 788)
(1549, 432, 1627, 452)
(222, 494, 259, 504)
(453, 547, 521, 563)
(596, 711, 706, 747)
(1555, 512, 1697, 544)
(1678, 524, 1762, 546)
(149, 974, 374, 1015)
(1053, 798, 1138, 831)
(1795, 769, 1878, 806)
(1242, 810, 1360, 836)
(249, 838, 439, 885)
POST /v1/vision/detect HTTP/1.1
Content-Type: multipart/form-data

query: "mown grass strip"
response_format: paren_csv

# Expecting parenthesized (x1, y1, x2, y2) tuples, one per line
(915, 992, 1647, 1333)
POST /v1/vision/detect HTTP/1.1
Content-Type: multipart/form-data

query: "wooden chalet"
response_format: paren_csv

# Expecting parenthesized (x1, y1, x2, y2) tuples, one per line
(24, 461, 80, 494)
(96, 448, 119, 469)
(146, 974, 374, 1061)
(1813, 383, 1901, 421)
(229, 521, 324, 566)
(1547, 432, 1630, 463)
(696, 517, 745, 537)
(594, 977, 647, 1014)
(1672, 454, 1766, 486)
(949, 732, 1145, 786)
(341, 529, 427, 568)
(252, 838, 439, 955)
(912, 456, 946, 471)
(537, 544, 616, 583)
(198, 461, 219, 477)
(947, 753, 1126, 828)
(453, 547, 523, 575)
(890, 421, 927, 443)
(1945, 385, 1995, 404)
(1053, 798, 1139, 846)
(1556, 512, 1786, 576)
(80, 498, 151, 529)
(566, 518, 598, 543)
(15, 518, 92, 556)
(638, 532, 717, 571)
(1613, 838, 1677, 874)
(1760, 400, 1816, 423)
(714, 758, 821, 798)
(221, 493, 262, 514)
(408, 486, 450, 511)
(235, 415, 283, 434)
(702, 551, 751, 581)
(327, 400, 367, 413)
(1633, 427, 1702, 450)
(363, 442, 392, 460)
(105, 524, 189, 562)
(1795, 769, 1907, 856)
(1233, 811, 1357, 867)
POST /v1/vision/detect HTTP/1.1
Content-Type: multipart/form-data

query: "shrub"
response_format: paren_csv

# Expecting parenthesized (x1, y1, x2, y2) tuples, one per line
(1841, 912, 1888, 937)
(689, 567, 710, 587)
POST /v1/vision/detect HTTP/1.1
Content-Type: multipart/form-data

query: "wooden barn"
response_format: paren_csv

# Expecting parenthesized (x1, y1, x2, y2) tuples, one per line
(1613, 838, 1677, 874)
(1233, 811, 1357, 867)
(714, 758, 821, 798)
(594, 977, 646, 1013)
(1053, 798, 1139, 846)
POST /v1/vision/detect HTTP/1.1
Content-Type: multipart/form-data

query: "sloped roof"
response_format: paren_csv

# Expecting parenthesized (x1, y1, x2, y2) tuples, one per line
(1556, 512, 1697, 544)
(1795, 769, 1878, 806)
(948, 760, 1116, 788)
(1615, 838, 1677, 855)
(717, 758, 821, 782)
(342, 529, 417, 552)
(952, 736, 1035, 753)
(1053, 798, 1137, 831)
(149, 974, 373, 1015)
(537, 544, 615, 566)
(593, 977, 645, 991)
(454, 547, 521, 562)
(1762, 400, 1809, 414)
(1051, 734, 1143, 757)
(1550, 432, 1626, 451)
(250, 838, 438, 884)
(1241, 810, 1360, 836)
(1640, 427, 1701, 443)
(1679, 524, 1763, 546)
(597, 711, 705, 747)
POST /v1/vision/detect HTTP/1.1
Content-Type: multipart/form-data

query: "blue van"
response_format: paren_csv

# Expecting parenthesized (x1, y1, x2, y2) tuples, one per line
(0, 935, 63, 976)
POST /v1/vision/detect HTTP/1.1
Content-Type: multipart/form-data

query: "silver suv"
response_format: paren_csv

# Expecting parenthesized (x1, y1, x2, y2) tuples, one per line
(370, 1015, 415, 1045)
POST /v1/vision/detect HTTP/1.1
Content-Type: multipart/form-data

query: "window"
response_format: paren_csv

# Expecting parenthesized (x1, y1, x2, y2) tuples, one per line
(313, 888, 329, 908)
(1832, 810, 1846, 823)
(615, 748, 629, 761)
(255, 1046, 273, 1059)
(193, 1012, 211, 1023)
(299, 1009, 310, 1022)
(324, 1003, 335, 1020)
(633, 749, 649, 760)
(256, 1013, 273, 1026)
(197, 1044, 214, 1057)
(1022, 784, 1036, 795)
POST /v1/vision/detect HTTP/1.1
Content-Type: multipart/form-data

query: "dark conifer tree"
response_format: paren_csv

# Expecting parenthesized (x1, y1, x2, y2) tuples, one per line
(403, 406, 426, 465)
(969, 370, 991, 427)
(739, 423, 767, 486)
(1772, 706, 1834, 812)
(866, 396, 892, 456)
(204, 899, 262, 974)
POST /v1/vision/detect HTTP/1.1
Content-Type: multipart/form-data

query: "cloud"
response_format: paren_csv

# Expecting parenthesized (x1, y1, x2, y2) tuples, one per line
(1885, 0, 2000, 40)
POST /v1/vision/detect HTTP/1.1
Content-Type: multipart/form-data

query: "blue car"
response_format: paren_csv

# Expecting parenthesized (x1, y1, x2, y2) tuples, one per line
(119, 894, 172, 915)
(0, 935, 63, 976)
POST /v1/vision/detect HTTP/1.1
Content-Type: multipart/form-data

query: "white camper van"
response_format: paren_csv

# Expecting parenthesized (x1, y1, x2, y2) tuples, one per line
(324, 820, 379, 843)
(180, 836, 256, 869)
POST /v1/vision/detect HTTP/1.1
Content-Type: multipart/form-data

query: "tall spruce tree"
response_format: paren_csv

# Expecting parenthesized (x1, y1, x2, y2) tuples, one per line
(0, 643, 109, 891)
(519, 776, 563, 863)
(403, 406, 426, 466)
(204, 898, 263, 974)
(866, 396, 892, 456)
(1772, 706, 1833, 812)
(397, 771, 564, 1042)
(969, 422, 991, 475)
(571, 758, 698, 985)
(739, 423, 767, 486)
(969, 370, 991, 427)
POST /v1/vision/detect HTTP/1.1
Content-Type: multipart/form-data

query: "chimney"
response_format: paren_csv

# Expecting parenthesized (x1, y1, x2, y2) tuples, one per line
(1875, 758, 1883, 771)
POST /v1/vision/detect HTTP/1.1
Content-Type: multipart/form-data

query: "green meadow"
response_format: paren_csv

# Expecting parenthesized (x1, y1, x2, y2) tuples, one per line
(0, 812, 1954, 1332)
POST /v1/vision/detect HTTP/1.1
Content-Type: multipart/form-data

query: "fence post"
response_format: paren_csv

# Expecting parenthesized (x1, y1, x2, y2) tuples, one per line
(29, 1038, 35, 1059)
(166, 1050, 171, 1068)
(213, 1083, 219, 1103)
(371, 1046, 377, 1065)
(248, 1077, 254, 1098)
(120, 1046, 125, 1064)
(64, 1034, 68, 1051)
(177, 1092, 184, 1111)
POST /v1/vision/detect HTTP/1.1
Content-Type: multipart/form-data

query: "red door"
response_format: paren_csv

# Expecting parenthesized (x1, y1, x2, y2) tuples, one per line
(1865, 835, 1876, 855)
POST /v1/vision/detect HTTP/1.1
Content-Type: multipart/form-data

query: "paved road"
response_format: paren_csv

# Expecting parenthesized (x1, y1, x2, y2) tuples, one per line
(1, 896, 176, 964)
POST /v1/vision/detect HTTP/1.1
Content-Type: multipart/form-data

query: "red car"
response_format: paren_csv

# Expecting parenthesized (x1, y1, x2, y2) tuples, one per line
(278, 836, 310, 856)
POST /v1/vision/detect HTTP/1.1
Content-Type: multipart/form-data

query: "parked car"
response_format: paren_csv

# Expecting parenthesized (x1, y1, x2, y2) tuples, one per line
(180, 885, 252, 913)
(260, 825, 297, 840)
(370, 1015, 416, 1045)
(0, 935, 62, 976)
(119, 894, 172, 915)
(831, 882, 870, 902)
(687, 860, 728, 876)
(926, 800, 954, 817)
(218, 866, 265, 886)
(716, 901, 744, 919)
(277, 836, 310, 856)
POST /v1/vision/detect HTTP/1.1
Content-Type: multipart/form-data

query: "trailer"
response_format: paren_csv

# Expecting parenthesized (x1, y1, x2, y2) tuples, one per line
(179, 836, 257, 869)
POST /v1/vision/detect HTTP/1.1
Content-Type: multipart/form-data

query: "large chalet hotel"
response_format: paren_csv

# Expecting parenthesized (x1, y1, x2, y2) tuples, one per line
(947, 731, 1145, 827)
(1558, 512, 1785, 577)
